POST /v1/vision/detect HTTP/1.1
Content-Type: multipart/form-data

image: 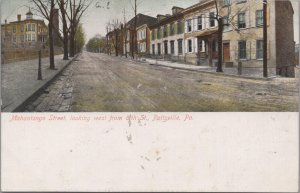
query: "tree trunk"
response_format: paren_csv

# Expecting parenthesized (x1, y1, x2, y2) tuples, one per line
(60, 0, 68, 60)
(70, 32, 75, 57)
(48, 23, 55, 69)
(115, 31, 118, 56)
(63, 30, 68, 60)
(216, 19, 223, 72)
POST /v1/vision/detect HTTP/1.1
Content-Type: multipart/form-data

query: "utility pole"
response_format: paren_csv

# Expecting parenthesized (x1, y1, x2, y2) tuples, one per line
(263, 0, 268, 78)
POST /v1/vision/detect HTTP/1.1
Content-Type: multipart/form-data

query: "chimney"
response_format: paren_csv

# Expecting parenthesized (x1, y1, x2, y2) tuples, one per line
(157, 14, 167, 21)
(172, 6, 184, 15)
(5, 19, 7, 24)
(17, 14, 21, 21)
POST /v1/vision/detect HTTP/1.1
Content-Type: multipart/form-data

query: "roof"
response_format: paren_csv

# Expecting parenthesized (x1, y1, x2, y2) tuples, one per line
(127, 14, 158, 29)
(26, 9, 33, 15)
(149, 12, 183, 29)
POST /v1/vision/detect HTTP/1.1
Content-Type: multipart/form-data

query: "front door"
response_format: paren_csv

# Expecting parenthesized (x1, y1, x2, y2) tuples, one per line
(223, 43, 230, 62)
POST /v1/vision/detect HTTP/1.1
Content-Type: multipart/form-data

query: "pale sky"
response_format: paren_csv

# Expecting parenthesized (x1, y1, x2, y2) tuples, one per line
(1, 0, 299, 43)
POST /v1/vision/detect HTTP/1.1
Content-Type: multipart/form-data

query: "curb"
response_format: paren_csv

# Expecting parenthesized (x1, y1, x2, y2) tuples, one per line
(12, 54, 80, 112)
(98, 55, 276, 81)
(148, 63, 275, 81)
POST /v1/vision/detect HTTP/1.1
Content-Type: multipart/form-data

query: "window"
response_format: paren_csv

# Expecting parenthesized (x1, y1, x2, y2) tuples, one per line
(164, 40, 168, 54)
(178, 39, 183, 54)
(21, 35, 24, 42)
(157, 27, 161, 39)
(21, 25, 24, 32)
(27, 34, 31, 41)
(223, 16, 229, 25)
(198, 39, 205, 52)
(13, 26, 16, 33)
(238, 13, 246, 28)
(152, 30, 156, 40)
(177, 20, 183, 34)
(163, 25, 167, 37)
(256, 40, 263, 59)
(157, 43, 161, 55)
(198, 16, 203, 30)
(32, 34, 36, 42)
(187, 20, 192, 32)
(170, 41, 175, 54)
(32, 24, 35, 31)
(212, 39, 218, 52)
(238, 41, 247, 59)
(209, 12, 215, 27)
(152, 44, 155, 55)
(188, 39, 192, 53)
(13, 36, 16, 42)
(223, 0, 231, 6)
(27, 24, 31, 31)
(256, 10, 263, 27)
(170, 23, 174, 36)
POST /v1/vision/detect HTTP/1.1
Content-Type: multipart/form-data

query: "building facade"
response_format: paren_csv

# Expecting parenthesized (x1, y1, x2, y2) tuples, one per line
(1, 11, 48, 49)
(124, 14, 157, 57)
(150, 7, 185, 61)
(183, 1, 219, 66)
(137, 24, 151, 56)
(148, 0, 295, 77)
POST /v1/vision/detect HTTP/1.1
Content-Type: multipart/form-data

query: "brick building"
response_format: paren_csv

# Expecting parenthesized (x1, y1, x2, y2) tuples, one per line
(150, 7, 185, 61)
(148, 0, 295, 77)
(1, 10, 48, 49)
(220, 0, 295, 77)
(125, 14, 157, 57)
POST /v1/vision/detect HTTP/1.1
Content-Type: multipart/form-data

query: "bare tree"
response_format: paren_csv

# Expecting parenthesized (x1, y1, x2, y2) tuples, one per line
(31, 0, 56, 69)
(123, 7, 128, 58)
(208, 0, 251, 72)
(57, 0, 69, 60)
(108, 19, 121, 56)
(69, 0, 93, 57)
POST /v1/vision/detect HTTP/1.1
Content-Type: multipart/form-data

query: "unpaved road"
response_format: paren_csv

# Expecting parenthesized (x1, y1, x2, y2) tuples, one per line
(24, 51, 299, 112)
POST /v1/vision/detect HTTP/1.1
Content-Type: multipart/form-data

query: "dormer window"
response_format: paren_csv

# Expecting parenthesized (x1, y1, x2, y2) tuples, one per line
(26, 9, 33, 20)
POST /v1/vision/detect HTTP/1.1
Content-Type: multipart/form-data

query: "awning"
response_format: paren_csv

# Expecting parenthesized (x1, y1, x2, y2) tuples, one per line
(184, 28, 218, 39)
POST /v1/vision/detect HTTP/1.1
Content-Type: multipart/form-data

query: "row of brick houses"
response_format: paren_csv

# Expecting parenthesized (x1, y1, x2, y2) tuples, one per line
(106, 0, 295, 77)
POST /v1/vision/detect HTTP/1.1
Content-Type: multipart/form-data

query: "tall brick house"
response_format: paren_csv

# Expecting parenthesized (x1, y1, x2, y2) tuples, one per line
(220, 0, 295, 77)
(125, 14, 157, 57)
(1, 11, 48, 49)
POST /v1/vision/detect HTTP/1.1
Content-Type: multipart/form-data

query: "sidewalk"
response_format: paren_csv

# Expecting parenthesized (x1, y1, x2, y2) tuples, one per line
(141, 58, 277, 79)
(1, 54, 76, 112)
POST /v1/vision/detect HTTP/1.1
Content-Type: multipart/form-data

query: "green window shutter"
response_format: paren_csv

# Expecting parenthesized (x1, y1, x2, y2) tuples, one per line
(174, 23, 178, 35)
(160, 28, 163, 39)
(168, 25, 171, 37)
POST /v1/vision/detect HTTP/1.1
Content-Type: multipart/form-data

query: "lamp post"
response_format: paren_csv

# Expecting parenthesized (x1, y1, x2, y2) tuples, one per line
(263, 0, 268, 78)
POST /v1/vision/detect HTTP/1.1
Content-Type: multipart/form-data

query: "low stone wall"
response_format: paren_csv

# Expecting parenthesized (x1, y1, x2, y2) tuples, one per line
(2, 48, 63, 64)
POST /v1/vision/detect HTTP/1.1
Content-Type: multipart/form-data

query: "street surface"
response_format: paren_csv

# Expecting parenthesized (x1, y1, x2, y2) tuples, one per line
(24, 51, 299, 112)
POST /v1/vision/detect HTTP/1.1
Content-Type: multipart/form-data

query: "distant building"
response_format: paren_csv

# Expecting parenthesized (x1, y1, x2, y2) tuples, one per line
(1, 10, 48, 49)
(125, 14, 157, 57)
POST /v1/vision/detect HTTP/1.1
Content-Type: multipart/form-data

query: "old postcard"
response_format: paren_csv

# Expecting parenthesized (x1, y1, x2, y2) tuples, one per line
(0, 0, 299, 192)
